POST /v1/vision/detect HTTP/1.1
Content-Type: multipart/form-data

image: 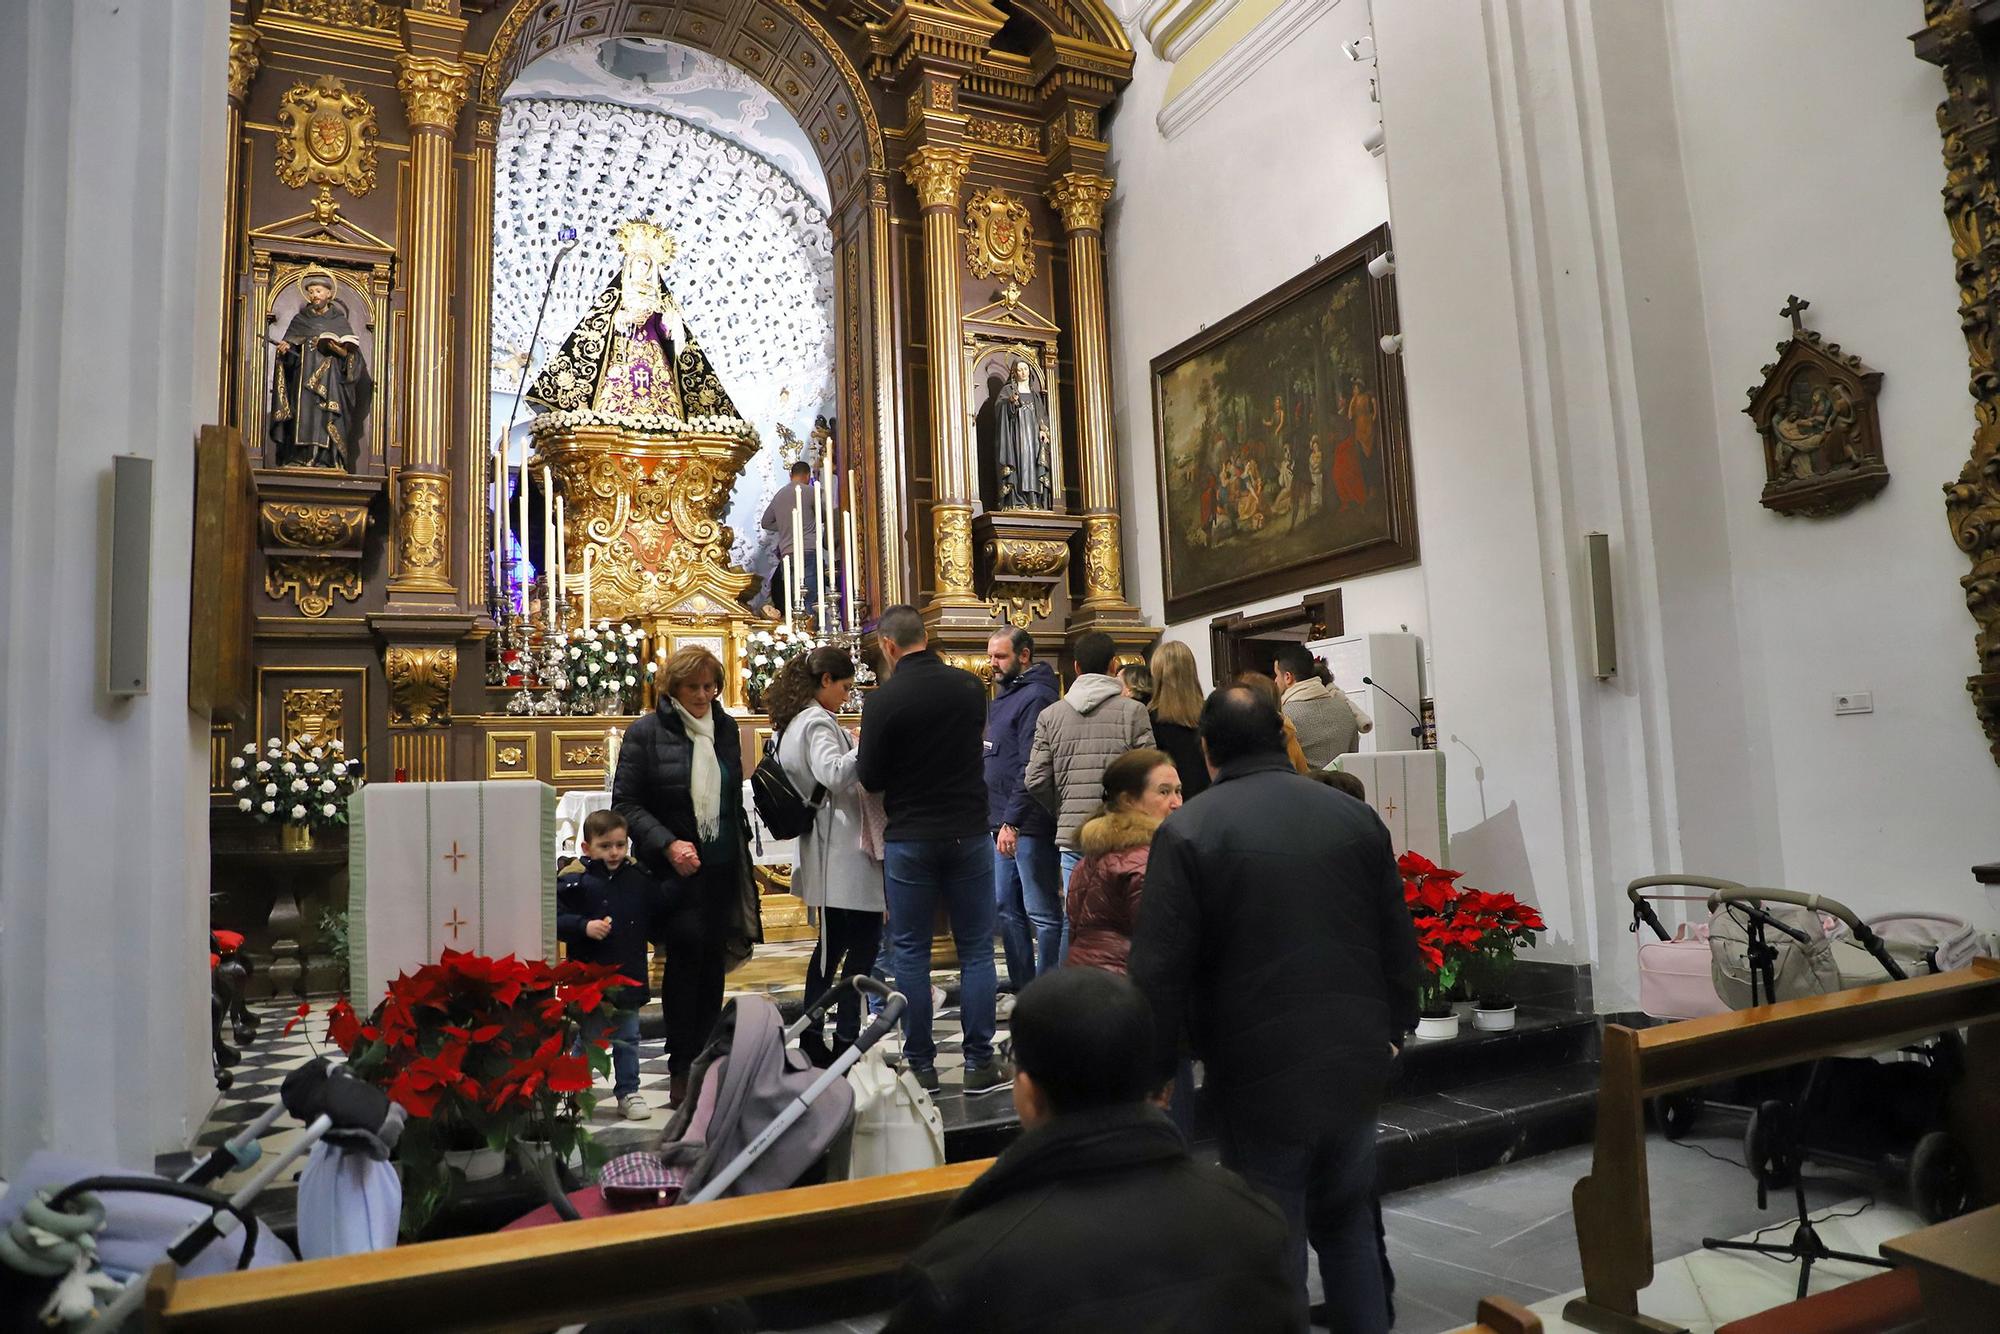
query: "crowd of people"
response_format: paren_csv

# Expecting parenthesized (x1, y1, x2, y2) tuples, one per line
(588, 610, 1416, 1332)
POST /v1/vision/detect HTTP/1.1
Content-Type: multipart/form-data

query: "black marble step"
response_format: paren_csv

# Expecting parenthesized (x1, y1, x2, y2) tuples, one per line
(1390, 1004, 1600, 1098)
(1376, 1060, 1602, 1193)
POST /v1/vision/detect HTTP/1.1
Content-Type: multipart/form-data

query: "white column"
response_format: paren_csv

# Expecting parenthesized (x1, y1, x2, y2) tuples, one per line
(0, 0, 226, 1171)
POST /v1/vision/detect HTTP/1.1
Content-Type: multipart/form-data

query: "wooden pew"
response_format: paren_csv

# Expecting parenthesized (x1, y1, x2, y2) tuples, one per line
(1566, 958, 2000, 1334)
(143, 1149, 1547, 1333)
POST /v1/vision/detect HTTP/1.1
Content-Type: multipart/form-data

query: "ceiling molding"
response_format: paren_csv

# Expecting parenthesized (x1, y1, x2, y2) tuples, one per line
(1156, 0, 1326, 141)
(1135, 0, 1235, 64)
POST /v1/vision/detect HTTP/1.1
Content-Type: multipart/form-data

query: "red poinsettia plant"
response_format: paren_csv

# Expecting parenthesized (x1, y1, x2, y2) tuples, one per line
(1399, 852, 1546, 1016)
(319, 948, 636, 1238)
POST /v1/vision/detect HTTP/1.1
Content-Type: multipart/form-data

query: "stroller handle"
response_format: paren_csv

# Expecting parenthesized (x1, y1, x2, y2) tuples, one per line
(1627, 875, 1747, 941)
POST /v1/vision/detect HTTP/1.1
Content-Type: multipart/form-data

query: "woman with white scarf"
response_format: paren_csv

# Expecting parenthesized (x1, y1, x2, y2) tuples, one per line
(613, 644, 762, 1107)
(768, 646, 884, 1067)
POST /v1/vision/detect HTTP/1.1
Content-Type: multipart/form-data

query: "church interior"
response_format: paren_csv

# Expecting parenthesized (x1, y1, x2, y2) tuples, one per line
(4, 0, 2000, 1331)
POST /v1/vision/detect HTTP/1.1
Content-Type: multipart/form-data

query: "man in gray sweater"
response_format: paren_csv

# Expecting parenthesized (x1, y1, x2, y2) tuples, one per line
(1272, 642, 1372, 770)
(1025, 631, 1154, 960)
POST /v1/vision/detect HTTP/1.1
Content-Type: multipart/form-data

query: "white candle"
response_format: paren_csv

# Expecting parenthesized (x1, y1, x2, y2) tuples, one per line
(582, 546, 592, 629)
(541, 467, 554, 630)
(815, 478, 831, 628)
(843, 507, 857, 632)
(790, 483, 804, 599)
(515, 440, 529, 610)
(491, 436, 504, 604)
(554, 495, 567, 608)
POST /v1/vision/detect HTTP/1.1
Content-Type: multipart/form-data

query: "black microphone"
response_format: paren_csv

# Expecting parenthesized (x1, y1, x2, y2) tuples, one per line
(503, 224, 581, 440)
(1361, 675, 1423, 739)
(1734, 902, 1812, 945)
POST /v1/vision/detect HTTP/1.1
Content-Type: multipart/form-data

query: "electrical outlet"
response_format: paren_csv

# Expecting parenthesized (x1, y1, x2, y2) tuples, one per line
(1833, 691, 1873, 716)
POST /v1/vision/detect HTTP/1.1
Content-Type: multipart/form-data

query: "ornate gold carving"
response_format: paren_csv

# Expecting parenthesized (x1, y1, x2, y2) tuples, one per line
(266, 557, 362, 618)
(275, 76, 379, 197)
(1048, 171, 1114, 234)
(262, 0, 400, 30)
(396, 473, 451, 587)
(1922, 0, 2000, 763)
(384, 646, 458, 727)
(903, 145, 974, 212)
(939, 652, 995, 686)
(966, 117, 1040, 152)
(260, 500, 367, 551)
(1072, 106, 1099, 138)
(1081, 513, 1123, 602)
(1048, 113, 1069, 156)
(497, 745, 526, 767)
(964, 186, 1036, 286)
(928, 80, 958, 111)
(396, 55, 471, 134)
(535, 421, 759, 620)
(934, 504, 975, 596)
(562, 744, 606, 767)
(308, 186, 342, 226)
(992, 537, 1068, 578)
(281, 688, 344, 751)
(227, 25, 260, 105)
(991, 592, 1054, 629)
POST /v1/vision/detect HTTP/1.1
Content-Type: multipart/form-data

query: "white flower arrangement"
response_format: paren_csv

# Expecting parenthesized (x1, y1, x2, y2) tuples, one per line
(235, 736, 363, 831)
(531, 408, 756, 440)
(743, 621, 822, 706)
(561, 620, 650, 715)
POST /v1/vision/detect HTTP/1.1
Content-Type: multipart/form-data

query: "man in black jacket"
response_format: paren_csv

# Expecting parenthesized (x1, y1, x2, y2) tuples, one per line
(984, 626, 1061, 995)
(1129, 686, 1425, 1334)
(883, 968, 1297, 1333)
(858, 605, 1010, 1095)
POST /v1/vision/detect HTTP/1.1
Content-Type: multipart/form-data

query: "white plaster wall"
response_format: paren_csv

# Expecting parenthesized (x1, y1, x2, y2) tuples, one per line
(1665, 0, 2000, 929)
(1104, 0, 1429, 690)
(0, 0, 226, 1173)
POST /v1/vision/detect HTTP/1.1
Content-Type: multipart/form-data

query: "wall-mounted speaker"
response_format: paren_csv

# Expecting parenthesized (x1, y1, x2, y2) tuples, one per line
(1585, 530, 1616, 681)
(107, 454, 153, 698)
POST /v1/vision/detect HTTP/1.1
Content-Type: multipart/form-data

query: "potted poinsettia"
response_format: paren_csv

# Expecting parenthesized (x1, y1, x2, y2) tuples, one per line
(319, 949, 634, 1238)
(1400, 852, 1487, 1040)
(1459, 888, 1546, 1031)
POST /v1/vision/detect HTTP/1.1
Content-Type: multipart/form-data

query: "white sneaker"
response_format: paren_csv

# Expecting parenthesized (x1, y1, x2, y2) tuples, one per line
(620, 1094, 651, 1121)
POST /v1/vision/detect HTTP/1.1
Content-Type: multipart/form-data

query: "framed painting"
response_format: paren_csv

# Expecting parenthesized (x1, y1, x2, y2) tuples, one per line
(1151, 225, 1416, 621)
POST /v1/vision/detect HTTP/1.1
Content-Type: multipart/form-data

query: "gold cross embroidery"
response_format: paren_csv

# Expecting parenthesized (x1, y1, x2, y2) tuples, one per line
(443, 841, 468, 872)
(1381, 797, 1399, 818)
(444, 909, 468, 940)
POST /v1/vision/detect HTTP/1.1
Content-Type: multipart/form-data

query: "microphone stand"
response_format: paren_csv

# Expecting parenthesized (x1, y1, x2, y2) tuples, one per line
(1361, 675, 1424, 740)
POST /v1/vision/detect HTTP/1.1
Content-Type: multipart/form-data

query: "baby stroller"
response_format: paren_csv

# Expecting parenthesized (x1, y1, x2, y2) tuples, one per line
(508, 975, 907, 1228)
(1628, 878, 1980, 1232)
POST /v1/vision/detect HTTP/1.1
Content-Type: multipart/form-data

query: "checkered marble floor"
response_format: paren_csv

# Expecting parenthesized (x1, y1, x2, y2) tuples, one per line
(161, 964, 1014, 1212)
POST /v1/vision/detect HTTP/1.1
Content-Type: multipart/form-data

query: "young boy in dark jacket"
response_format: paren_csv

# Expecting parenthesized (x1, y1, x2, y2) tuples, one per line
(557, 809, 678, 1120)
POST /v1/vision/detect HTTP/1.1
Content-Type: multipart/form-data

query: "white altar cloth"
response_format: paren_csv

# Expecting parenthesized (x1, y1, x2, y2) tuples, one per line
(1336, 749, 1448, 867)
(349, 781, 557, 1003)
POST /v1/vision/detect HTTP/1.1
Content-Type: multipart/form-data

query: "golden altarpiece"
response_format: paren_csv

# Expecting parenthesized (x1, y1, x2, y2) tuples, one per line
(207, 0, 1156, 989)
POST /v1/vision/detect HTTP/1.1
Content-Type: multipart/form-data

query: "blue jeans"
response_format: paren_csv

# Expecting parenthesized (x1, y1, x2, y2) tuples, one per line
(994, 832, 1062, 992)
(1059, 847, 1085, 965)
(885, 834, 997, 1072)
(1217, 1115, 1387, 1334)
(608, 1009, 642, 1099)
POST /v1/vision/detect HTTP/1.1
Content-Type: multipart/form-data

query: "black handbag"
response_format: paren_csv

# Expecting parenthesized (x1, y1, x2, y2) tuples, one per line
(750, 730, 825, 841)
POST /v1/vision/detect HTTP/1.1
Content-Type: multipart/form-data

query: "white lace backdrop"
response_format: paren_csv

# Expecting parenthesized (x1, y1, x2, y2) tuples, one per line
(490, 96, 836, 574)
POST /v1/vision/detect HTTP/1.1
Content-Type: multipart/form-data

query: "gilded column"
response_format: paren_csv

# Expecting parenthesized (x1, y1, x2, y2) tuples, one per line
(1048, 171, 1135, 615)
(221, 25, 259, 425)
(466, 107, 498, 609)
(392, 54, 470, 596)
(904, 145, 979, 611)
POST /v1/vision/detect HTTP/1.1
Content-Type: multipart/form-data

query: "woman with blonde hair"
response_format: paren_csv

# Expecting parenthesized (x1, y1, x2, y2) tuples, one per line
(613, 644, 762, 1105)
(1147, 641, 1210, 800)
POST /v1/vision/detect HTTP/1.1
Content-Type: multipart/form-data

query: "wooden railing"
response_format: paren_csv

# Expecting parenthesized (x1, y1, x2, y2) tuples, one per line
(142, 1150, 1547, 1333)
(1566, 958, 2000, 1334)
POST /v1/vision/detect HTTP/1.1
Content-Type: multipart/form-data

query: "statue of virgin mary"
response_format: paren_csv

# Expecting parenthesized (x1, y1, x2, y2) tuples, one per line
(526, 219, 743, 423)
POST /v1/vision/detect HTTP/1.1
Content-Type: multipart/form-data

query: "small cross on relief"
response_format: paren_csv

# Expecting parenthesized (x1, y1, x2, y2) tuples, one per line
(1380, 797, 1399, 818)
(444, 909, 468, 941)
(442, 840, 468, 872)
(1781, 294, 1810, 332)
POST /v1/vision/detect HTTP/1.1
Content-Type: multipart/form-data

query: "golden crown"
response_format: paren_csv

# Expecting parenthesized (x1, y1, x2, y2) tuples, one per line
(614, 219, 677, 267)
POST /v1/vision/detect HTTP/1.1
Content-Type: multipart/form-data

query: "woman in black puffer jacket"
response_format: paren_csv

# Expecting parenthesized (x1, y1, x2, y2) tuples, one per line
(613, 644, 762, 1105)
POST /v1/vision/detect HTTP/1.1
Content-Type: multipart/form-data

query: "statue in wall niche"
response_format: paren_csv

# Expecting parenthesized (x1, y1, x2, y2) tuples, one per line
(268, 268, 372, 470)
(994, 359, 1054, 511)
(1743, 295, 1888, 518)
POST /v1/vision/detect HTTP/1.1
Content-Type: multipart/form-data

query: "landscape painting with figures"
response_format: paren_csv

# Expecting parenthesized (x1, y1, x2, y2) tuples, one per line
(1151, 225, 1416, 620)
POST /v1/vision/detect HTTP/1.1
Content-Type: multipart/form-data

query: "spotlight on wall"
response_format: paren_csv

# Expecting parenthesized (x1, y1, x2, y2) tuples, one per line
(1379, 333, 1404, 356)
(1367, 251, 1395, 280)
(1342, 36, 1375, 62)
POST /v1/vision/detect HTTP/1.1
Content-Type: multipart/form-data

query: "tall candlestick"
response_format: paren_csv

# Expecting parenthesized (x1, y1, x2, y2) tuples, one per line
(553, 495, 566, 608)
(815, 478, 831, 629)
(515, 440, 529, 610)
(581, 546, 592, 630)
(790, 483, 804, 604)
(491, 435, 504, 606)
(843, 507, 857, 633)
(785, 550, 798, 627)
(542, 466, 555, 631)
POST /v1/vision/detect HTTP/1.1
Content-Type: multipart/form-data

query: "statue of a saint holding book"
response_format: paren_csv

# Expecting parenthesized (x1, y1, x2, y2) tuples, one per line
(268, 268, 372, 470)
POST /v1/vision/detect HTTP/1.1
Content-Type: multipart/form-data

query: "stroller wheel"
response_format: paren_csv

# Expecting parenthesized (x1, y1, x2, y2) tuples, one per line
(1652, 1093, 1702, 1141)
(233, 1020, 257, 1047)
(1744, 1100, 1796, 1188)
(214, 1068, 234, 1092)
(1909, 1130, 1972, 1224)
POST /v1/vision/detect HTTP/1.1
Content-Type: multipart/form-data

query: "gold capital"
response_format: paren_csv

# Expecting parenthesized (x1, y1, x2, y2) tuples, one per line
(227, 25, 261, 105)
(1048, 172, 1115, 234)
(396, 55, 470, 133)
(384, 645, 458, 728)
(904, 145, 974, 212)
